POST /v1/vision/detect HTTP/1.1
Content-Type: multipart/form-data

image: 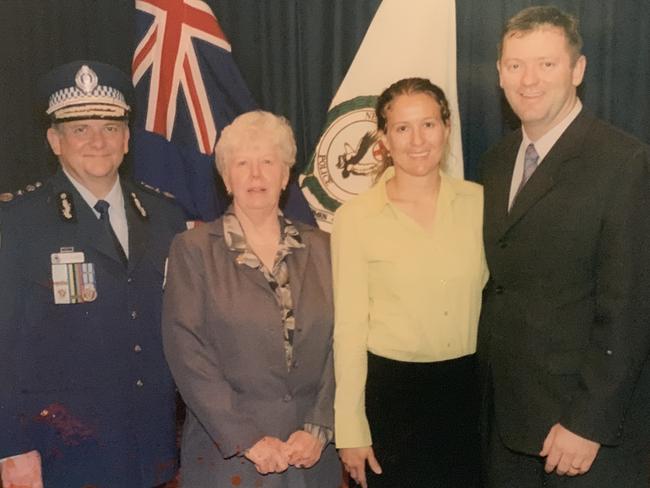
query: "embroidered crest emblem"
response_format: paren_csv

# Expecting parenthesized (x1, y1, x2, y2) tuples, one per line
(75, 65, 98, 94)
(300, 95, 385, 231)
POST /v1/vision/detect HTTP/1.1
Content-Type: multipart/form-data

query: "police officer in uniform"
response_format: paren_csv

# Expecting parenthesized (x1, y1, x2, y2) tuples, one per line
(0, 61, 186, 487)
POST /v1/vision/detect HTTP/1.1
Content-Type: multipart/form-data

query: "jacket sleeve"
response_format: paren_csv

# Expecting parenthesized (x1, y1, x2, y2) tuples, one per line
(162, 233, 265, 458)
(0, 209, 36, 458)
(303, 333, 335, 436)
(561, 146, 650, 445)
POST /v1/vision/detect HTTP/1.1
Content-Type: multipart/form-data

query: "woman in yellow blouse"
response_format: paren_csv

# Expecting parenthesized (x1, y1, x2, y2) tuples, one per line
(332, 78, 488, 488)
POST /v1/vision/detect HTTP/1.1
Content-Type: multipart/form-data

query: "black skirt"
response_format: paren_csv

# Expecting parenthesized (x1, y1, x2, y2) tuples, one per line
(361, 352, 481, 488)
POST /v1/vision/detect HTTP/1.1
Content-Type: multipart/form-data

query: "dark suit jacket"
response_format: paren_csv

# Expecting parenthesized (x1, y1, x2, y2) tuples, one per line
(0, 169, 186, 487)
(162, 217, 340, 488)
(479, 111, 650, 457)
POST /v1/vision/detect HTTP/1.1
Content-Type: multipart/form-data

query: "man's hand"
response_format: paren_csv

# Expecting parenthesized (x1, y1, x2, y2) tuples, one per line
(339, 446, 382, 488)
(540, 423, 600, 476)
(285, 430, 324, 469)
(0, 450, 44, 488)
(245, 436, 290, 474)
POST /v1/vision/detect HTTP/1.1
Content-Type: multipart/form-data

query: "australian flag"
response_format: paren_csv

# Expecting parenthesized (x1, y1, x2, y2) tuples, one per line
(132, 0, 255, 221)
(132, 0, 315, 224)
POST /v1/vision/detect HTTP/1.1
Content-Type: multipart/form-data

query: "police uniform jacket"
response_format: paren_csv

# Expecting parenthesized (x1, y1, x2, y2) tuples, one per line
(0, 169, 186, 487)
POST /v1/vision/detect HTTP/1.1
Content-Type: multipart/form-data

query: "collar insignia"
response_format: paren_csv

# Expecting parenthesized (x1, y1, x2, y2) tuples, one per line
(130, 192, 148, 219)
(57, 192, 76, 222)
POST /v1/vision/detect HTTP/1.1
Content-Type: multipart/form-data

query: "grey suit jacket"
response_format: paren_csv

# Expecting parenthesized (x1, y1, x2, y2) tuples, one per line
(162, 217, 340, 488)
(479, 110, 650, 460)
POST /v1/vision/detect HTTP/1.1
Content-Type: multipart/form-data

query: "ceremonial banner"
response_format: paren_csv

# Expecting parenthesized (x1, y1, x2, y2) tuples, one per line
(300, 0, 462, 231)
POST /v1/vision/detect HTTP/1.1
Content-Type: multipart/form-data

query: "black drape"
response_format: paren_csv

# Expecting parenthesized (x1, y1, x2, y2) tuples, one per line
(1, 0, 648, 193)
(0, 0, 135, 192)
(211, 0, 381, 175)
(457, 0, 650, 180)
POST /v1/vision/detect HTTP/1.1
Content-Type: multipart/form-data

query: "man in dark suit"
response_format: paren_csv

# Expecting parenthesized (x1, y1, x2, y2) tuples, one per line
(0, 61, 186, 487)
(479, 6, 650, 487)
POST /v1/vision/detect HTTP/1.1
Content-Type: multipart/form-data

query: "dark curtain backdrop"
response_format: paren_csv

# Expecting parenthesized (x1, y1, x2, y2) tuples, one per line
(210, 0, 381, 181)
(456, 0, 650, 180)
(0, 0, 135, 192)
(0, 0, 648, 193)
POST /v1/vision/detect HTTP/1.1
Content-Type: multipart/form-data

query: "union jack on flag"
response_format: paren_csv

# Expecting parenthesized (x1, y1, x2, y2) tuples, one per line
(131, 0, 256, 220)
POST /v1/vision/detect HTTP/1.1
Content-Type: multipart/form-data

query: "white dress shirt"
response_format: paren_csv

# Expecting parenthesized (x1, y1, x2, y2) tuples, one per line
(62, 169, 129, 257)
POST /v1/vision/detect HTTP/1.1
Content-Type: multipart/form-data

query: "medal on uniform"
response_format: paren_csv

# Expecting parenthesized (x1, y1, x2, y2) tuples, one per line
(51, 248, 98, 304)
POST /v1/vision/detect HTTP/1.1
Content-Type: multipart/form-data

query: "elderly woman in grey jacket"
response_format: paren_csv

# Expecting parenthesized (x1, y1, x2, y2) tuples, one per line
(162, 110, 340, 487)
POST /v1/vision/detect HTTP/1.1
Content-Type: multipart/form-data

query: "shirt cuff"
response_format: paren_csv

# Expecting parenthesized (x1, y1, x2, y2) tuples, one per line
(303, 423, 333, 448)
(1, 452, 27, 462)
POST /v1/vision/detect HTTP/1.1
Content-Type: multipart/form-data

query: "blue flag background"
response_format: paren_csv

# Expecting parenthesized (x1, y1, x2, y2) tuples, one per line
(132, 0, 315, 224)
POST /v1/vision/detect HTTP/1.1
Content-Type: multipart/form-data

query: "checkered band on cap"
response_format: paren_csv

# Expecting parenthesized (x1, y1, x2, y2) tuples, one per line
(45, 64, 131, 120)
(47, 85, 129, 115)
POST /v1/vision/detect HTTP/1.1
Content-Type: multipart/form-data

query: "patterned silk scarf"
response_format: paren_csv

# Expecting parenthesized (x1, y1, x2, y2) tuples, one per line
(223, 209, 304, 371)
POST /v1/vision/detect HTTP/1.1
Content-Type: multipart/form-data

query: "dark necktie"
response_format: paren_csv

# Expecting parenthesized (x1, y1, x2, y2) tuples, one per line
(94, 200, 127, 266)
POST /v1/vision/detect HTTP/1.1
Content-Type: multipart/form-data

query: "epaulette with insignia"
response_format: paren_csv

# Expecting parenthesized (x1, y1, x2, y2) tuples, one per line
(136, 181, 176, 200)
(130, 181, 182, 220)
(0, 181, 44, 204)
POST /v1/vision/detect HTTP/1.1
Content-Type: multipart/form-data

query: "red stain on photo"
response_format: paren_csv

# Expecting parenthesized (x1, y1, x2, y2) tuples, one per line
(160, 476, 180, 488)
(153, 458, 178, 485)
(231, 474, 242, 486)
(34, 403, 94, 446)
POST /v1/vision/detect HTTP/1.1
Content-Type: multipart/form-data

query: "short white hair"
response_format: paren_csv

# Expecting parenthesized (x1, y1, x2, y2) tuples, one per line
(214, 110, 297, 176)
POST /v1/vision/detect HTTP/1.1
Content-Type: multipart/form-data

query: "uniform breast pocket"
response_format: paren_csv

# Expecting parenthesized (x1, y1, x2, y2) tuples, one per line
(23, 279, 108, 383)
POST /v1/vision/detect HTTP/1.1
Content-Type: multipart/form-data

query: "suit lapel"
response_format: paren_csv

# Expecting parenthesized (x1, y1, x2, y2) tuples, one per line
(50, 171, 123, 266)
(499, 111, 592, 237)
(490, 135, 520, 238)
(503, 162, 557, 234)
(208, 220, 276, 297)
(287, 235, 310, 313)
(241, 261, 276, 295)
(123, 182, 149, 272)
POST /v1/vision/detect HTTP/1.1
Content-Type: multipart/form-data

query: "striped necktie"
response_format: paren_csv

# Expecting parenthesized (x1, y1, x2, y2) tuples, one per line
(514, 143, 539, 201)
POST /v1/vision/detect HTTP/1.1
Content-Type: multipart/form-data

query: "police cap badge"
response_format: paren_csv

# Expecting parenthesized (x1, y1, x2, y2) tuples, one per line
(40, 60, 132, 122)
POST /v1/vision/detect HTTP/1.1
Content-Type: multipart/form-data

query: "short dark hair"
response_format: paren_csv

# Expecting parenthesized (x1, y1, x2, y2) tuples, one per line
(375, 77, 451, 132)
(498, 5, 583, 63)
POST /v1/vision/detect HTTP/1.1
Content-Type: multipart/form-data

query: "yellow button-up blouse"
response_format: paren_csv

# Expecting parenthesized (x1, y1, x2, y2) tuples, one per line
(331, 167, 489, 448)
